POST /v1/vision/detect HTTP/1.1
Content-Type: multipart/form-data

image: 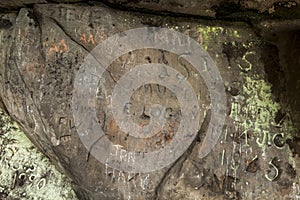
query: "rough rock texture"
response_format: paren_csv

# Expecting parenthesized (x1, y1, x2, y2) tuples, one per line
(0, 0, 46, 10)
(103, 0, 300, 18)
(0, 109, 77, 199)
(1, 0, 300, 18)
(0, 2, 300, 200)
(255, 19, 300, 134)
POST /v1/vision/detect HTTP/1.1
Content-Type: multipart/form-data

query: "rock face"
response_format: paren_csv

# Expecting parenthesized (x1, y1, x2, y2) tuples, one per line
(0, 2, 300, 200)
(1, 0, 300, 18)
(0, 0, 46, 9)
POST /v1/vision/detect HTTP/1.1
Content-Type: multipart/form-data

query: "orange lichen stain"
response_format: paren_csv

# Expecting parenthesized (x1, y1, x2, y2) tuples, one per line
(47, 39, 69, 56)
(80, 34, 95, 45)
(48, 43, 59, 55)
(59, 39, 69, 53)
(80, 34, 86, 43)
(87, 34, 95, 45)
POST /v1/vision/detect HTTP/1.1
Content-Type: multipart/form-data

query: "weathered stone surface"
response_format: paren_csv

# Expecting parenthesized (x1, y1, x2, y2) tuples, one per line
(0, 2, 300, 200)
(255, 19, 300, 131)
(1, 0, 299, 18)
(0, 0, 46, 9)
(103, 0, 300, 17)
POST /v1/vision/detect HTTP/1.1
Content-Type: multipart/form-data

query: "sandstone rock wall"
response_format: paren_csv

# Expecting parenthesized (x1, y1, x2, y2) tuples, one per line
(0, 1, 299, 200)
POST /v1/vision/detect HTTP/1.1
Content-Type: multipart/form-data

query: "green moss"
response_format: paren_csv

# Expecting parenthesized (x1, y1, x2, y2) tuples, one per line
(198, 25, 240, 50)
(230, 76, 279, 147)
(0, 109, 77, 200)
(230, 74, 297, 151)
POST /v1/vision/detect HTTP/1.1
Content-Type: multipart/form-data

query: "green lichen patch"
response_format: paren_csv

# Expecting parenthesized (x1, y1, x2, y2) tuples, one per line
(197, 25, 242, 50)
(0, 109, 78, 200)
(229, 75, 292, 148)
(228, 72, 300, 198)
